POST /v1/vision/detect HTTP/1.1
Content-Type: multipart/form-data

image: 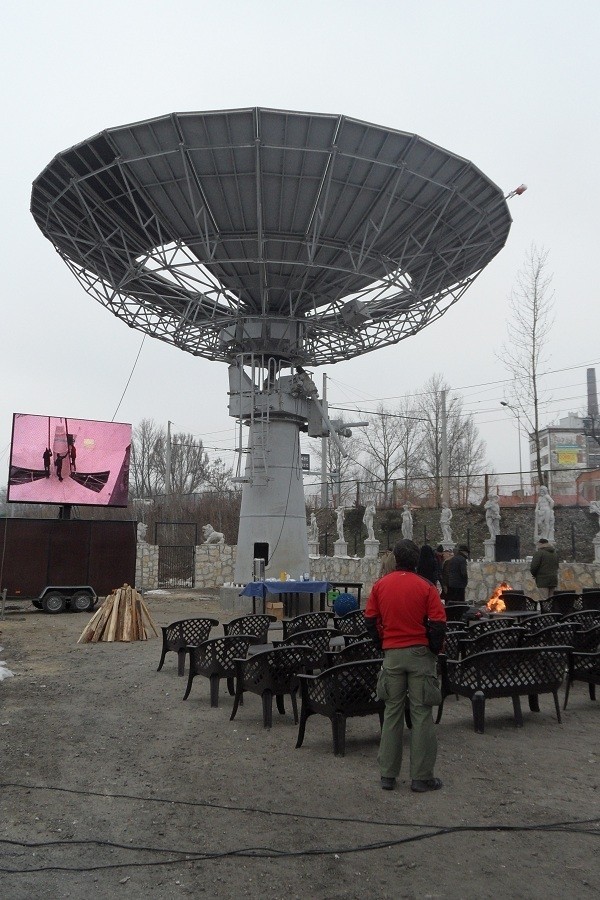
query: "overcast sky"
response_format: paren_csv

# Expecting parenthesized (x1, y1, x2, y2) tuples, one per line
(2, 0, 599, 496)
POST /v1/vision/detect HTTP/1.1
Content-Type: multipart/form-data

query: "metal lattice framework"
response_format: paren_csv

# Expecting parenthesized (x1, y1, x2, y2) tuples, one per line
(31, 108, 512, 365)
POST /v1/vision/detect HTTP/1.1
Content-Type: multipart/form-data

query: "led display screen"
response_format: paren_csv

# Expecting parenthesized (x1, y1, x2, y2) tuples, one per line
(7, 413, 131, 507)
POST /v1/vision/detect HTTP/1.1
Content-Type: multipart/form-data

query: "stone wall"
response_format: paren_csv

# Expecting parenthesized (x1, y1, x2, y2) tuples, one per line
(136, 541, 600, 602)
(135, 541, 159, 592)
(309, 555, 381, 598)
(467, 560, 600, 605)
(195, 544, 236, 589)
(393, 506, 598, 563)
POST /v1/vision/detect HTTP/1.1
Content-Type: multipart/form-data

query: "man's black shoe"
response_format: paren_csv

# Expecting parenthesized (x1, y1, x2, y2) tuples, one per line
(380, 777, 396, 791)
(411, 778, 443, 793)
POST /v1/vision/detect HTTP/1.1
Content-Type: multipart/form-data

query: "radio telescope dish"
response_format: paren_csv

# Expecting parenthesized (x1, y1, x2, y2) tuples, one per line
(31, 108, 513, 582)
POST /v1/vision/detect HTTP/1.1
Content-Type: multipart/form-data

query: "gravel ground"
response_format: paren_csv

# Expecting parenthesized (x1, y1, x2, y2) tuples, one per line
(0, 590, 598, 900)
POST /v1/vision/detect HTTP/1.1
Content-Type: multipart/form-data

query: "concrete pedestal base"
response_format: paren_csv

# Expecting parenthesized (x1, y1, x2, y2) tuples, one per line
(219, 585, 254, 614)
(308, 540, 320, 557)
(484, 539, 496, 562)
(334, 540, 348, 558)
(441, 542, 455, 552)
(364, 538, 380, 559)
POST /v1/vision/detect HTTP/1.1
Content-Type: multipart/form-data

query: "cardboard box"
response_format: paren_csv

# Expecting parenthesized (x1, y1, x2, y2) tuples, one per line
(266, 601, 284, 621)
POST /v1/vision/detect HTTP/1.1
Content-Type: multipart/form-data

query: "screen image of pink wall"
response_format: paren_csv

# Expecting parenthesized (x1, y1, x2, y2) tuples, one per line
(8, 414, 131, 507)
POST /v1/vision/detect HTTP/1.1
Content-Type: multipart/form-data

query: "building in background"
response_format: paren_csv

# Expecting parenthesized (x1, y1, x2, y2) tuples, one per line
(529, 367, 600, 502)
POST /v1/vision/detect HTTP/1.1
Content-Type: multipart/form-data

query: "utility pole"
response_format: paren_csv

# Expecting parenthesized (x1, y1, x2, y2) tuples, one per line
(320, 374, 328, 508)
(165, 420, 172, 496)
(441, 389, 450, 506)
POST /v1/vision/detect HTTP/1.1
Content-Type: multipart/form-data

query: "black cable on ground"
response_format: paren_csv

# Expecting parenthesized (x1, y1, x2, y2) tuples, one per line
(0, 782, 597, 875)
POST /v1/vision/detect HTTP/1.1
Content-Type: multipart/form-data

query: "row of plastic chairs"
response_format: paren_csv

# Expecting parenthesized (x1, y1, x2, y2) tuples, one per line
(443, 612, 600, 661)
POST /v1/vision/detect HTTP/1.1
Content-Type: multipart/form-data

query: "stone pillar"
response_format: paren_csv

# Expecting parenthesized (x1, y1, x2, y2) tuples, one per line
(308, 540, 320, 557)
(334, 539, 348, 558)
(594, 535, 600, 565)
(136, 541, 159, 591)
(364, 538, 380, 559)
(483, 539, 495, 562)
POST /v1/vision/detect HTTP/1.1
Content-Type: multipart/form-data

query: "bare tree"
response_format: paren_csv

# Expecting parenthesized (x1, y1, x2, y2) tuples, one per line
(167, 433, 211, 495)
(450, 415, 487, 504)
(130, 419, 163, 498)
(309, 419, 362, 506)
(502, 245, 555, 486)
(417, 374, 487, 505)
(359, 401, 422, 503)
(130, 420, 214, 497)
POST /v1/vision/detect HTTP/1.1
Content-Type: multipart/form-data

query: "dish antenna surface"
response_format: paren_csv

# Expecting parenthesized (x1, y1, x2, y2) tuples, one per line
(32, 108, 512, 580)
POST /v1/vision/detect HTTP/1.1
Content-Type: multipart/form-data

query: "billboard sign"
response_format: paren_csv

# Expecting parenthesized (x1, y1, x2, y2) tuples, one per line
(7, 413, 131, 507)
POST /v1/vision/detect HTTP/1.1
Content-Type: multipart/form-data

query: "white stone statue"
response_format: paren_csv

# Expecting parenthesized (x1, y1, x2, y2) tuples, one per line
(440, 504, 453, 544)
(336, 505, 345, 542)
(202, 524, 225, 545)
(401, 504, 413, 540)
(484, 495, 501, 540)
(363, 502, 376, 541)
(136, 522, 148, 543)
(534, 486, 555, 542)
(308, 512, 319, 542)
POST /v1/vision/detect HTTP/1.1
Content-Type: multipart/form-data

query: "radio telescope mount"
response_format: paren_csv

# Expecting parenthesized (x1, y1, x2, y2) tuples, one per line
(31, 108, 512, 581)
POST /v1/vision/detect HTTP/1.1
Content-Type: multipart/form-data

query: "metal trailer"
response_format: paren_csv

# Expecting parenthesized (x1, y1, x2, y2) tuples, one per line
(0, 518, 137, 613)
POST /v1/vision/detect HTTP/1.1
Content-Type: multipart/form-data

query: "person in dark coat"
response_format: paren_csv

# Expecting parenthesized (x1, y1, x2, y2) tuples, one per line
(43, 447, 52, 477)
(417, 544, 440, 588)
(446, 544, 469, 603)
(55, 452, 67, 482)
(530, 539, 559, 599)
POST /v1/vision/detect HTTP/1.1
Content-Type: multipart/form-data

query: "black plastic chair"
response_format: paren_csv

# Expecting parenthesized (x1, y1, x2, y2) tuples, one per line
(573, 624, 600, 653)
(332, 609, 366, 635)
(524, 622, 579, 647)
(444, 603, 471, 622)
(582, 591, 600, 611)
(551, 593, 580, 616)
(326, 638, 383, 666)
(467, 618, 519, 639)
(183, 635, 259, 706)
(443, 629, 467, 661)
(275, 628, 338, 671)
(157, 617, 219, 675)
(564, 650, 600, 708)
(230, 645, 308, 728)
(223, 614, 277, 642)
(522, 613, 562, 633)
(437, 646, 570, 733)
(459, 627, 526, 658)
(502, 594, 539, 612)
(296, 659, 385, 756)
(281, 612, 331, 640)
(560, 611, 600, 629)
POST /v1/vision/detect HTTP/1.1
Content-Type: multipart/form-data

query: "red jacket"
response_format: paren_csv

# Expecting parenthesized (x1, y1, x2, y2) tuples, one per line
(364, 570, 446, 650)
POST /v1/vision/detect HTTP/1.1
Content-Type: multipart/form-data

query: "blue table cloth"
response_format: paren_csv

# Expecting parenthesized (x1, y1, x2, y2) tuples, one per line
(240, 580, 332, 599)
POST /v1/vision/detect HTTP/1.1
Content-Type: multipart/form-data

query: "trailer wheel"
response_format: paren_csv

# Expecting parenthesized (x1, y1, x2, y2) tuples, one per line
(42, 592, 66, 614)
(71, 591, 95, 613)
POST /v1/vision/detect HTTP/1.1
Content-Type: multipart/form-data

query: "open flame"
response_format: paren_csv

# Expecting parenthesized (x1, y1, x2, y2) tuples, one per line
(486, 581, 513, 613)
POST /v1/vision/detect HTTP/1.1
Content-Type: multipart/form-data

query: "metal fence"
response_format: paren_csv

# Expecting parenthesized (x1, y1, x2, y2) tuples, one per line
(157, 546, 195, 588)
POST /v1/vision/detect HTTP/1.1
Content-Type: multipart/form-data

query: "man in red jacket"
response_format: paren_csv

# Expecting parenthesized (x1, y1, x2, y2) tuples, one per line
(365, 539, 446, 792)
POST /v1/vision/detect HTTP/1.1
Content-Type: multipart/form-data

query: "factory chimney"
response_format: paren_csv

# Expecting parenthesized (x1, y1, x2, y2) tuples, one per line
(587, 368, 599, 418)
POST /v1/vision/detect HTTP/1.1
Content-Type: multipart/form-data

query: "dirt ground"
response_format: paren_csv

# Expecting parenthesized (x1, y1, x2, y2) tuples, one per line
(0, 591, 598, 900)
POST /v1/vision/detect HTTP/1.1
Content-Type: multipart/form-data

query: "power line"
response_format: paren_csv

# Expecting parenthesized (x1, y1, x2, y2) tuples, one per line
(111, 334, 146, 421)
(327, 358, 600, 408)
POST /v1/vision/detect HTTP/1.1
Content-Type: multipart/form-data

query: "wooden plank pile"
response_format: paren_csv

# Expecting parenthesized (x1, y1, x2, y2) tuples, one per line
(78, 584, 159, 643)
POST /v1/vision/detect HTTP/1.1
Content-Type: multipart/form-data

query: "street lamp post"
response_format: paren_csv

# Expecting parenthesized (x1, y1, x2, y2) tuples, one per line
(500, 402, 524, 495)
